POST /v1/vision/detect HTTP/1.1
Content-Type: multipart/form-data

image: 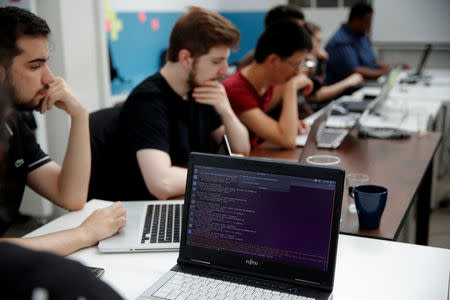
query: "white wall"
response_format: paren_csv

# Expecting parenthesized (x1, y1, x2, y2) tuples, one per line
(372, 0, 450, 44)
(106, 0, 285, 11)
(302, 8, 349, 43)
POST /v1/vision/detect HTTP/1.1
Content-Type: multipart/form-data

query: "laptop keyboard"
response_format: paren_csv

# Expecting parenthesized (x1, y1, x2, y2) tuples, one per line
(141, 203, 183, 244)
(319, 131, 342, 145)
(152, 272, 316, 300)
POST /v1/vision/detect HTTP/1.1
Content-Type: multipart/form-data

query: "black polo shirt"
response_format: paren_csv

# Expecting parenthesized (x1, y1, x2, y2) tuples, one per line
(0, 111, 51, 236)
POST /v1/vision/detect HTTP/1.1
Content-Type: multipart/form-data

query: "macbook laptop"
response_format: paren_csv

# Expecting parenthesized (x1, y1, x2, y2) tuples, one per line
(98, 200, 184, 252)
(138, 152, 344, 300)
(364, 67, 400, 116)
(338, 67, 400, 114)
(297, 103, 352, 150)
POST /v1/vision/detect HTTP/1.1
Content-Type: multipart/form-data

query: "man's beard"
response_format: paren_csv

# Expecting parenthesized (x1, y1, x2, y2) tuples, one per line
(187, 63, 199, 91)
(187, 62, 223, 91)
(5, 74, 45, 112)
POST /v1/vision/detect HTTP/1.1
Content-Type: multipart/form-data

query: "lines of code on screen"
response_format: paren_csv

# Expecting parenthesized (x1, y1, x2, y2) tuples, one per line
(186, 165, 336, 271)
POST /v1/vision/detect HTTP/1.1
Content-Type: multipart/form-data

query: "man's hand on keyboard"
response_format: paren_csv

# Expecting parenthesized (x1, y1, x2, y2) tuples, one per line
(78, 202, 127, 247)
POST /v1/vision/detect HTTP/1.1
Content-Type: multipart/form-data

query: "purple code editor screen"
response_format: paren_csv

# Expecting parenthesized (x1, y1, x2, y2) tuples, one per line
(186, 165, 336, 271)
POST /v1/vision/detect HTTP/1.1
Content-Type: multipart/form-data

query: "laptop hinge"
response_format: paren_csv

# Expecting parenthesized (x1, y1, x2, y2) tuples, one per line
(294, 278, 320, 286)
(190, 259, 211, 265)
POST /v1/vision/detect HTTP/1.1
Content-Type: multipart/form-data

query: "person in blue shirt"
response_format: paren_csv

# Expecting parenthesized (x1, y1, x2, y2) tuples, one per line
(325, 3, 405, 85)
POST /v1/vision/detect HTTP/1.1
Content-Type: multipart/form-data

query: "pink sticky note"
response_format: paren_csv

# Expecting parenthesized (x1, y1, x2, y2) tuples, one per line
(105, 20, 112, 32)
(138, 12, 146, 23)
(151, 18, 160, 31)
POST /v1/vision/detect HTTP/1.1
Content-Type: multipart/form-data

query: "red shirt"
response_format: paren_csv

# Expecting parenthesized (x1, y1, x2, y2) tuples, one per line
(223, 71, 274, 147)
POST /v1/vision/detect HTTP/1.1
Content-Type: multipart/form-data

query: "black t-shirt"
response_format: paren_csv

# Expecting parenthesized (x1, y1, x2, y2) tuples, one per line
(89, 72, 222, 200)
(0, 112, 51, 236)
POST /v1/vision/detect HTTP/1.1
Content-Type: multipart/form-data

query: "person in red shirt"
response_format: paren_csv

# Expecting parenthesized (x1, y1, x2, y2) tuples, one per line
(223, 21, 313, 149)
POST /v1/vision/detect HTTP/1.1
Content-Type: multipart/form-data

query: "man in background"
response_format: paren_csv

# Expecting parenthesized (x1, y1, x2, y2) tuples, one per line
(237, 5, 305, 69)
(224, 21, 313, 149)
(325, 2, 407, 85)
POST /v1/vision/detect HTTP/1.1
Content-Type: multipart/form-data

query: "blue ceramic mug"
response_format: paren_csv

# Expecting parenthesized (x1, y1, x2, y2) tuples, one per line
(349, 184, 388, 230)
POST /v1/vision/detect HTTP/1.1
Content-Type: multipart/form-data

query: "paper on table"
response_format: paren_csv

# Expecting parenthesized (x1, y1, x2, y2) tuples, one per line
(296, 133, 308, 146)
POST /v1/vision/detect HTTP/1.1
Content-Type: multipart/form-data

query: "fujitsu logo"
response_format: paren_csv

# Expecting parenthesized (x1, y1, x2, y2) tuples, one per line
(245, 259, 258, 266)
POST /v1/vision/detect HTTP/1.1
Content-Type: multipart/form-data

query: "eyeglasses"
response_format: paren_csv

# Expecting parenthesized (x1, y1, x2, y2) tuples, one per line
(284, 59, 316, 70)
(284, 59, 303, 70)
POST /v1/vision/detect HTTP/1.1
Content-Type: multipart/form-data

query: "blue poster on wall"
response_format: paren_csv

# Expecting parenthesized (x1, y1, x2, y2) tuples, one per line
(106, 10, 265, 96)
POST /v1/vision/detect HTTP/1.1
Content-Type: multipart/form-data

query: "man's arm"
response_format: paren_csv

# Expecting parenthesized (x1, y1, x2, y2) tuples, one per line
(353, 65, 389, 80)
(309, 73, 364, 102)
(137, 149, 187, 200)
(27, 78, 90, 211)
(193, 81, 250, 155)
(238, 73, 313, 149)
(0, 202, 126, 256)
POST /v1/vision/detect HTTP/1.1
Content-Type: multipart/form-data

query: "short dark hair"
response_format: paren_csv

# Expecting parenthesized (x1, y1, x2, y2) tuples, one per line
(349, 2, 373, 21)
(264, 5, 305, 28)
(166, 6, 240, 62)
(254, 21, 312, 63)
(0, 6, 50, 70)
(304, 21, 321, 36)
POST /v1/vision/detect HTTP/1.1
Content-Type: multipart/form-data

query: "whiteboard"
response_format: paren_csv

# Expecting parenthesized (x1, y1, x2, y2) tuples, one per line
(372, 0, 450, 43)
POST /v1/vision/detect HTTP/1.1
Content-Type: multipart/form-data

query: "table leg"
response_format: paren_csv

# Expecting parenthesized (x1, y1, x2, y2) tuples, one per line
(416, 161, 432, 245)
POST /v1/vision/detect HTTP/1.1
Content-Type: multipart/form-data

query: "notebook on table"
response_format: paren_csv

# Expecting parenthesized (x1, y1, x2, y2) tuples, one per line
(297, 103, 352, 150)
(98, 200, 184, 252)
(137, 152, 344, 300)
(405, 43, 432, 81)
(337, 67, 400, 114)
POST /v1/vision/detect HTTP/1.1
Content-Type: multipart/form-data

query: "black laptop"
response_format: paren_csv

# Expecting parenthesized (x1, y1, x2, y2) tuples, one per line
(138, 153, 344, 300)
(401, 44, 432, 84)
(410, 44, 432, 78)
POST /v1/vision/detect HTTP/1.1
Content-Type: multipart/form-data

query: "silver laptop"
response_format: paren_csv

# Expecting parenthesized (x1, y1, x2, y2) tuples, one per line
(98, 200, 184, 252)
(297, 103, 350, 150)
(138, 152, 344, 300)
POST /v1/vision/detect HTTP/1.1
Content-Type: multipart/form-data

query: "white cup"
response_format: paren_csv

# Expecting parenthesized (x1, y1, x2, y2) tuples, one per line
(306, 155, 341, 166)
(346, 173, 370, 213)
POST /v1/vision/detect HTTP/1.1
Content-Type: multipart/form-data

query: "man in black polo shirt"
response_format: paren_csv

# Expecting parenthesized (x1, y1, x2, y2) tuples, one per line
(0, 7, 126, 255)
(0, 88, 124, 299)
(90, 7, 250, 201)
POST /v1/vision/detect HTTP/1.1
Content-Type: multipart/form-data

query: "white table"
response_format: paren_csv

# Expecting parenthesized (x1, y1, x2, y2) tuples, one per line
(26, 200, 450, 300)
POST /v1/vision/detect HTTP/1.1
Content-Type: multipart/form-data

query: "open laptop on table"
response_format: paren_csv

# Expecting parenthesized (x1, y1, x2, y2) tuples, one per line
(402, 43, 432, 83)
(297, 102, 356, 149)
(98, 200, 184, 252)
(338, 67, 400, 113)
(138, 152, 344, 300)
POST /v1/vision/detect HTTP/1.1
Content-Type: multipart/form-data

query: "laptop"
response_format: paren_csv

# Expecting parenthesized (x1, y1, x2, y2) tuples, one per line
(138, 152, 344, 300)
(98, 135, 232, 253)
(98, 200, 184, 252)
(408, 44, 432, 79)
(338, 67, 400, 113)
(297, 103, 352, 150)
(364, 67, 400, 116)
